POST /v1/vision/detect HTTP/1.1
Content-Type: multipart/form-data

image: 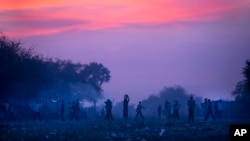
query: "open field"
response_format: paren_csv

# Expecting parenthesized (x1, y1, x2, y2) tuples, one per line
(1, 118, 250, 141)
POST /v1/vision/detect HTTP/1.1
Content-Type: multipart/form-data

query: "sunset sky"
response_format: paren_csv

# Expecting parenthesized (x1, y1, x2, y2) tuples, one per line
(1, 0, 250, 104)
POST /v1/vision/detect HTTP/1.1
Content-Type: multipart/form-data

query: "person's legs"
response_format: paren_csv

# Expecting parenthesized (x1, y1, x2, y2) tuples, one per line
(205, 111, 209, 121)
(140, 112, 144, 119)
(38, 112, 41, 121)
(135, 112, 139, 119)
(191, 110, 194, 122)
(188, 111, 191, 122)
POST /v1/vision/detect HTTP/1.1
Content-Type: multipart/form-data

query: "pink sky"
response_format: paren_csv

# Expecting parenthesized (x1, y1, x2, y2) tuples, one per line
(1, 0, 250, 104)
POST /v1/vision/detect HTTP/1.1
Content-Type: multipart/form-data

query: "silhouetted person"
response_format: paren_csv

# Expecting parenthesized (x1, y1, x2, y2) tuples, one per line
(101, 107, 105, 119)
(164, 100, 171, 119)
(123, 94, 130, 120)
(173, 100, 180, 119)
(105, 99, 113, 120)
(217, 100, 223, 118)
(68, 102, 73, 120)
(205, 99, 215, 121)
(158, 104, 162, 119)
(43, 99, 48, 122)
(72, 101, 77, 120)
(202, 98, 208, 118)
(4, 100, 9, 121)
(187, 96, 196, 122)
(33, 101, 41, 121)
(9, 103, 14, 121)
(61, 100, 65, 121)
(214, 101, 219, 119)
(75, 99, 80, 121)
(135, 101, 145, 120)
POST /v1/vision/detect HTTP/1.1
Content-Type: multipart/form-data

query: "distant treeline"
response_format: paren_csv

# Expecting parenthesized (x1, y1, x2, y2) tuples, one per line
(0, 34, 111, 101)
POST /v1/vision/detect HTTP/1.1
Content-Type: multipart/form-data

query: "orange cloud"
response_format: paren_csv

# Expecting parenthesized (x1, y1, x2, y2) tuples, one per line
(0, 0, 249, 37)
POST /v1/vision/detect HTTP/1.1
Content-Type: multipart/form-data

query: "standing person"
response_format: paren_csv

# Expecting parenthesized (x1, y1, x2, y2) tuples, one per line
(68, 102, 73, 120)
(33, 100, 42, 121)
(173, 100, 180, 119)
(164, 100, 171, 119)
(43, 99, 48, 122)
(187, 96, 196, 123)
(217, 100, 223, 118)
(123, 94, 130, 120)
(9, 103, 14, 121)
(4, 100, 10, 121)
(105, 99, 113, 120)
(100, 107, 105, 119)
(205, 99, 215, 121)
(60, 100, 65, 121)
(214, 101, 219, 119)
(135, 101, 146, 120)
(75, 99, 80, 121)
(72, 101, 76, 120)
(202, 98, 208, 119)
(158, 104, 162, 119)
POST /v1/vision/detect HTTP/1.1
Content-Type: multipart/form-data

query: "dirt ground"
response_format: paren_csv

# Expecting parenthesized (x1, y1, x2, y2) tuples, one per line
(1, 118, 250, 141)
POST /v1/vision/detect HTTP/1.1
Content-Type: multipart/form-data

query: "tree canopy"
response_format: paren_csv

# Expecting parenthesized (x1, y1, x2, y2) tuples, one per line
(232, 59, 250, 118)
(233, 59, 250, 98)
(0, 34, 111, 101)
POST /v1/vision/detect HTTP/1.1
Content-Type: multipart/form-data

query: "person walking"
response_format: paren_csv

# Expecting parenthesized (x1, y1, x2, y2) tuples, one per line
(135, 101, 146, 120)
(205, 99, 215, 121)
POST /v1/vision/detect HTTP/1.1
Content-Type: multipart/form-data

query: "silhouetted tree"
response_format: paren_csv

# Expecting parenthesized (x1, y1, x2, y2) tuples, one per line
(233, 59, 250, 98)
(80, 62, 111, 92)
(0, 34, 111, 102)
(232, 59, 250, 118)
(243, 60, 250, 93)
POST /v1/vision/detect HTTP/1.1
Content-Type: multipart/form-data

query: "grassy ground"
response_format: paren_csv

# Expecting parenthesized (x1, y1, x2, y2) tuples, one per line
(1, 118, 249, 141)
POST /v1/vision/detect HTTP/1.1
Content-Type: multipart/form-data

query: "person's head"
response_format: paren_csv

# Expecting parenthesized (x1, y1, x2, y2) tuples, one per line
(190, 96, 193, 100)
(124, 94, 128, 99)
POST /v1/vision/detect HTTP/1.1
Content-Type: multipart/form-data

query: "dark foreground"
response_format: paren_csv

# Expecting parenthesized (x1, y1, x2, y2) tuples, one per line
(1, 118, 249, 141)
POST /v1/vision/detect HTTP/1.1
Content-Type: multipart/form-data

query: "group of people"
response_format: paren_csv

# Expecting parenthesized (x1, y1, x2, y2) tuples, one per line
(103, 95, 183, 121)
(157, 99, 181, 120)
(0, 100, 14, 121)
(66, 99, 80, 121)
(162, 97, 223, 122)
(103, 94, 224, 123)
(202, 98, 223, 121)
(104, 94, 131, 120)
(1, 95, 224, 122)
(31, 99, 80, 121)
